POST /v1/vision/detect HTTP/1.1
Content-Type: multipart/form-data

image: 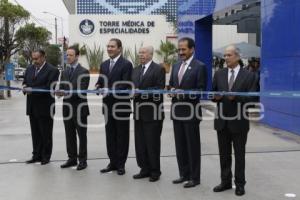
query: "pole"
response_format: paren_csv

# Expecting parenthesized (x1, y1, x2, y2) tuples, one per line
(4, 17, 11, 98)
(55, 17, 58, 44)
(61, 20, 64, 69)
(61, 37, 64, 70)
(43, 12, 64, 68)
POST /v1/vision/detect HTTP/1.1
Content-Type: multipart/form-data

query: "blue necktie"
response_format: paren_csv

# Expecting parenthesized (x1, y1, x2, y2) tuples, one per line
(69, 67, 74, 79)
(109, 60, 115, 73)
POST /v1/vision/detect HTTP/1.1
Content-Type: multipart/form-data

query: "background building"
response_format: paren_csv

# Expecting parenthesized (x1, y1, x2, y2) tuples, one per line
(62, 0, 300, 135)
(182, 0, 300, 135)
(63, 0, 177, 67)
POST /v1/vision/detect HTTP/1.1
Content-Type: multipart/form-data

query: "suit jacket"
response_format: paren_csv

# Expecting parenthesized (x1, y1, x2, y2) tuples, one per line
(23, 62, 59, 117)
(131, 61, 165, 121)
(60, 64, 90, 117)
(96, 56, 133, 117)
(169, 58, 207, 121)
(212, 67, 257, 133)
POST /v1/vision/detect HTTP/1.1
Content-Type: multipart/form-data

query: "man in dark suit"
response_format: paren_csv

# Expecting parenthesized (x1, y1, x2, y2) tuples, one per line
(95, 38, 133, 175)
(169, 37, 207, 188)
(23, 49, 59, 165)
(131, 46, 165, 182)
(58, 46, 90, 171)
(212, 45, 257, 196)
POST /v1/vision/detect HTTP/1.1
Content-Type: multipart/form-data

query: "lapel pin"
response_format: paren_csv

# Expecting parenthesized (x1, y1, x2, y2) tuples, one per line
(188, 66, 191, 70)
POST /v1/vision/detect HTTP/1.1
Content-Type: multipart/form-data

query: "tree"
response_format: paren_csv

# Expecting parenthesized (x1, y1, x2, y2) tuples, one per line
(72, 43, 87, 56)
(155, 40, 177, 73)
(15, 23, 52, 63)
(85, 43, 104, 72)
(128, 43, 143, 68)
(0, 0, 29, 69)
(18, 54, 27, 68)
(0, 0, 30, 98)
(45, 44, 61, 67)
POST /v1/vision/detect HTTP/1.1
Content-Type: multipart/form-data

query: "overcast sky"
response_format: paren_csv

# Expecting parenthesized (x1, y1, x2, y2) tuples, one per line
(10, 0, 69, 43)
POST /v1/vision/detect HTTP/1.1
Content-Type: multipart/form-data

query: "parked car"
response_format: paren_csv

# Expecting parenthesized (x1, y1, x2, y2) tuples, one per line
(14, 68, 26, 80)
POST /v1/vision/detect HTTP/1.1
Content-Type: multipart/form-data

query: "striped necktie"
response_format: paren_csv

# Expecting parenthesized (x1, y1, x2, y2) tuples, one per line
(109, 59, 115, 73)
(228, 69, 235, 91)
(178, 62, 186, 84)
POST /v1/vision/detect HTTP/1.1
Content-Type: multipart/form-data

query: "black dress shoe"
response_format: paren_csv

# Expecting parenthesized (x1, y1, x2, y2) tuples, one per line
(117, 168, 125, 175)
(235, 186, 245, 196)
(100, 164, 117, 173)
(41, 160, 50, 165)
(133, 173, 150, 179)
(25, 158, 41, 164)
(172, 177, 188, 184)
(149, 176, 160, 182)
(213, 183, 232, 192)
(183, 180, 200, 188)
(60, 160, 77, 168)
(77, 162, 87, 171)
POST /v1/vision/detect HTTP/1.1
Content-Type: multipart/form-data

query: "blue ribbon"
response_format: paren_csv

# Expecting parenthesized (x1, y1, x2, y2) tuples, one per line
(1, 85, 300, 98)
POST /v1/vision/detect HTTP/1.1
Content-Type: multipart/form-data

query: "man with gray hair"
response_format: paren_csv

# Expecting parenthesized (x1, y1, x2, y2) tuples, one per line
(131, 46, 165, 182)
(212, 45, 257, 196)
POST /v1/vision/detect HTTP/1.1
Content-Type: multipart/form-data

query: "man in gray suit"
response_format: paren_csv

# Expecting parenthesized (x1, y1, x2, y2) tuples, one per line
(212, 45, 257, 196)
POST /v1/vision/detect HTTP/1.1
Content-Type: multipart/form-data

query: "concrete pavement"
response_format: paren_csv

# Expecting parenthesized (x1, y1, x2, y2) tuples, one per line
(0, 80, 299, 200)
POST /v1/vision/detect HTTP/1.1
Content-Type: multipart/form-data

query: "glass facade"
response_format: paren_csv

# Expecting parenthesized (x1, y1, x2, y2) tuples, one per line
(77, 0, 177, 22)
(177, 0, 216, 15)
(190, 0, 300, 134)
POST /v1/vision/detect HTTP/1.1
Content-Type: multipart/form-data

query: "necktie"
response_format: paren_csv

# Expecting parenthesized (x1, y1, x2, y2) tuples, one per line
(178, 62, 186, 84)
(109, 59, 115, 73)
(34, 67, 40, 78)
(228, 69, 235, 91)
(139, 65, 146, 83)
(69, 67, 74, 79)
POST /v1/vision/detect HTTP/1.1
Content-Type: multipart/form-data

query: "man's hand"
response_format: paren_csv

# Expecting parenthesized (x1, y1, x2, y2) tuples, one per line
(55, 90, 65, 97)
(168, 87, 176, 98)
(133, 88, 140, 98)
(94, 85, 109, 96)
(97, 87, 109, 96)
(22, 86, 32, 95)
(94, 85, 100, 96)
(175, 89, 185, 100)
(213, 94, 223, 101)
(227, 96, 236, 101)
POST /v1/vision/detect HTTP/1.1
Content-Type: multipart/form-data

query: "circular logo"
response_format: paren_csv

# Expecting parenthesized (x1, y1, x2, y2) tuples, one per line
(79, 19, 95, 36)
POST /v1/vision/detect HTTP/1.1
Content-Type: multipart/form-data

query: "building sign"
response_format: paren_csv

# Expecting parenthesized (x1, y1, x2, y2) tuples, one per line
(5, 63, 14, 81)
(70, 15, 172, 67)
(79, 19, 95, 36)
(98, 20, 155, 34)
(79, 19, 156, 35)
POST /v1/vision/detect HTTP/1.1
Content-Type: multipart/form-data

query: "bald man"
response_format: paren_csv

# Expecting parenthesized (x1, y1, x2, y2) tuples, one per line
(212, 45, 257, 196)
(131, 46, 165, 182)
